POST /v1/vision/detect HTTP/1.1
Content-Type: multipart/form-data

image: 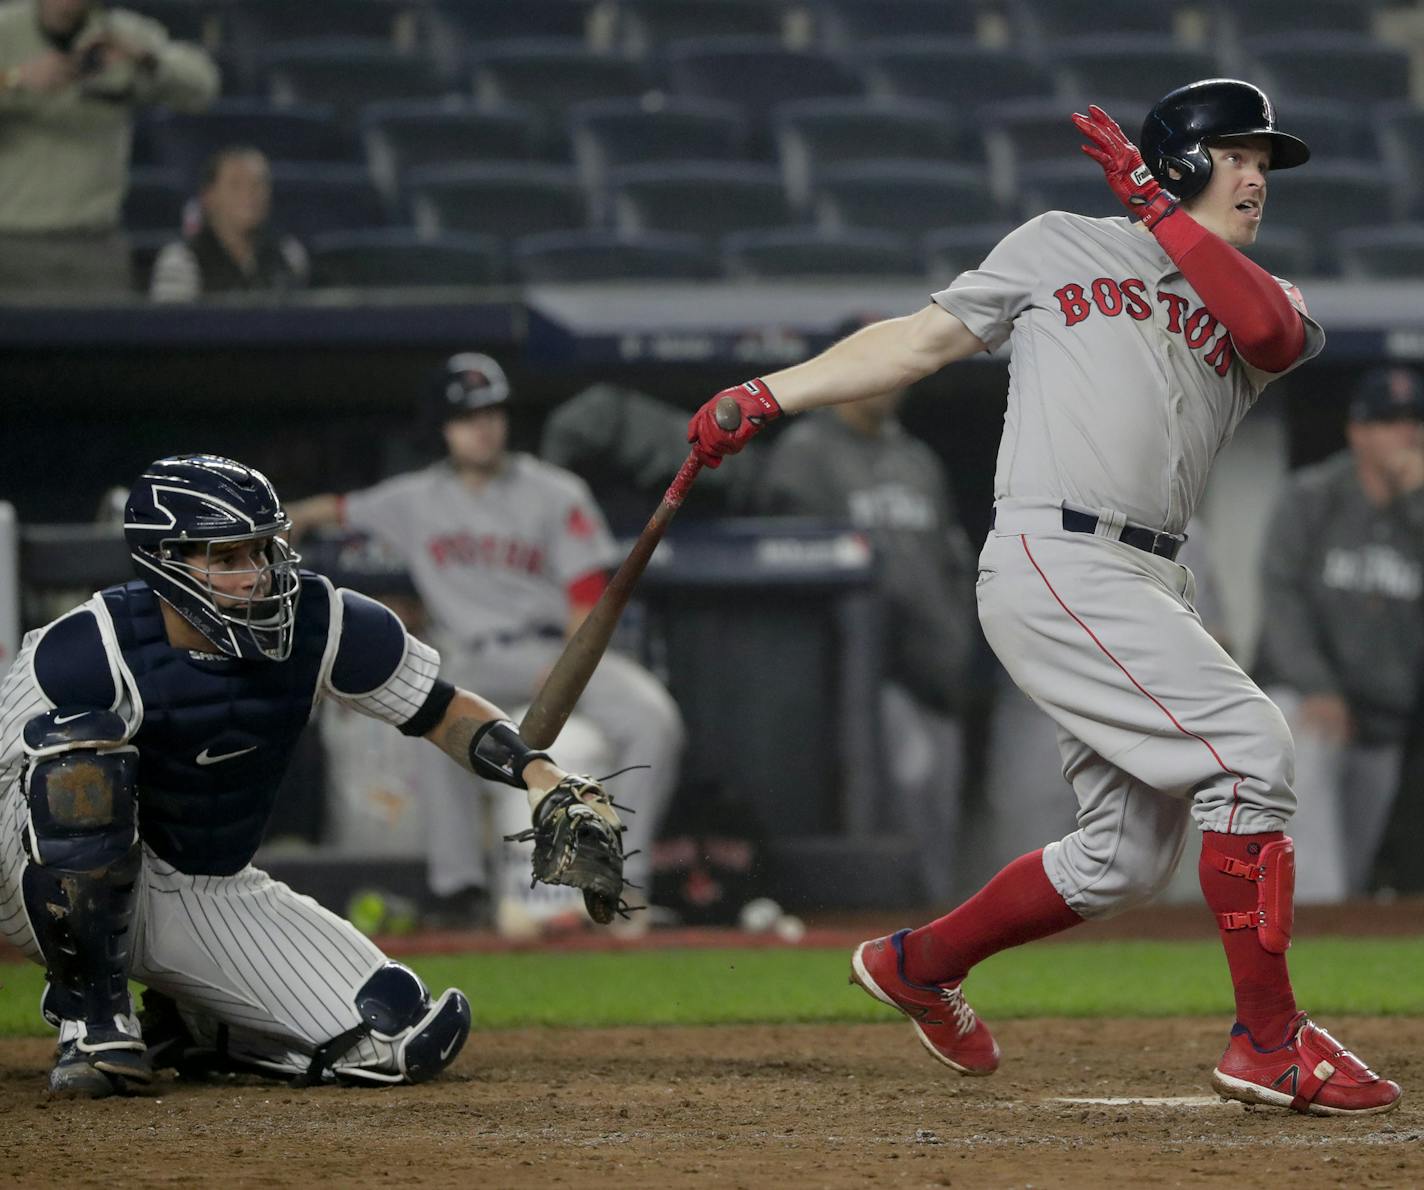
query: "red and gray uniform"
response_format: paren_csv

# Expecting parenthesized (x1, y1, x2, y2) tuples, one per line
(937, 210, 1323, 917)
(343, 456, 684, 895)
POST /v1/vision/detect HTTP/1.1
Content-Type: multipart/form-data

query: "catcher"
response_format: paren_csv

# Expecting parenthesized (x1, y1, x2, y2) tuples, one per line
(0, 453, 627, 1097)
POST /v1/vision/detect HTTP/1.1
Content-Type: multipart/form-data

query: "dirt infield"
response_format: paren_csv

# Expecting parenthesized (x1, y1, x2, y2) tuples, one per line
(3, 1016, 1419, 1189)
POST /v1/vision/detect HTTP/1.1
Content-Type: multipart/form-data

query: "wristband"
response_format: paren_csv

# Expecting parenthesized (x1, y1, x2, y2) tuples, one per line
(468, 718, 551, 788)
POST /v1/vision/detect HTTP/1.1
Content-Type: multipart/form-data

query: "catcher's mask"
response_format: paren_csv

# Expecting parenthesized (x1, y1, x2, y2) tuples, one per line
(123, 454, 301, 661)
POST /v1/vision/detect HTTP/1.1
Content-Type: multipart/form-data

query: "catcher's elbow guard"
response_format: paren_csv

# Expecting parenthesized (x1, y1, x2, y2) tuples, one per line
(1209, 836, 1295, 954)
(468, 718, 550, 788)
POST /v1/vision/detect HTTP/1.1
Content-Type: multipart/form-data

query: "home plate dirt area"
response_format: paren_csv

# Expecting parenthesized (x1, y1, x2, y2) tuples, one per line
(1, 1016, 1420, 1189)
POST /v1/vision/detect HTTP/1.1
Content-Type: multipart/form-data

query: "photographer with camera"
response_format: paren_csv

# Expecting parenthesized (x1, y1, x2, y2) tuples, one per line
(0, 0, 218, 295)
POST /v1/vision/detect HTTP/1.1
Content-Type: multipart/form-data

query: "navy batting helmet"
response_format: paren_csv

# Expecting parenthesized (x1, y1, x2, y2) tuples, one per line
(1140, 79, 1310, 201)
(432, 352, 511, 422)
(123, 454, 301, 661)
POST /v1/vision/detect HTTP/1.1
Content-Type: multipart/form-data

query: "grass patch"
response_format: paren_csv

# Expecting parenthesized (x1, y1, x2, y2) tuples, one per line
(1, 938, 1420, 1038)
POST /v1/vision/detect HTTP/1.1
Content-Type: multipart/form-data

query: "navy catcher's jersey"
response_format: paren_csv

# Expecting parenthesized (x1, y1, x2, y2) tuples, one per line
(0, 572, 442, 875)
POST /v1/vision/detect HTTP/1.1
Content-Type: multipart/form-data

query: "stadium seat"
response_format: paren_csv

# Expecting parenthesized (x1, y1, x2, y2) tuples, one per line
(1275, 100, 1372, 164)
(773, 97, 964, 207)
(862, 39, 1056, 110)
(813, 161, 999, 238)
(308, 229, 505, 287)
(263, 39, 449, 114)
(1212, 0, 1379, 41)
(471, 40, 652, 155)
(406, 162, 589, 239)
(1262, 162, 1400, 258)
(146, 101, 359, 179)
(1335, 224, 1424, 280)
(721, 227, 919, 278)
(360, 101, 541, 203)
(1016, 160, 1124, 221)
(128, 229, 177, 293)
(123, 167, 191, 233)
(1004, 0, 1179, 46)
(122, 0, 226, 49)
(609, 162, 797, 239)
(1377, 104, 1424, 195)
(1047, 37, 1222, 108)
(269, 164, 390, 239)
(814, 0, 980, 48)
(922, 223, 1017, 279)
(511, 229, 720, 282)
(663, 37, 865, 141)
(982, 96, 1145, 205)
(426, 0, 594, 45)
(1246, 34, 1411, 107)
(611, 0, 794, 57)
(569, 97, 746, 207)
(1240, 226, 1318, 281)
(229, 0, 415, 51)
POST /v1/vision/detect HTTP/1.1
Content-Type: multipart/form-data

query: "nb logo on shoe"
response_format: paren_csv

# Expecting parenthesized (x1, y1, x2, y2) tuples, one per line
(1271, 1064, 1301, 1095)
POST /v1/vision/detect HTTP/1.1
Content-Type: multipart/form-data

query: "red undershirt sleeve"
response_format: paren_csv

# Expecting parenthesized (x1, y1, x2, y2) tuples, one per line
(1151, 209, 1306, 374)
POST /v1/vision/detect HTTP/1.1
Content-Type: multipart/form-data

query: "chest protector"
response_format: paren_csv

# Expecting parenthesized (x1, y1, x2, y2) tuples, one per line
(103, 576, 331, 875)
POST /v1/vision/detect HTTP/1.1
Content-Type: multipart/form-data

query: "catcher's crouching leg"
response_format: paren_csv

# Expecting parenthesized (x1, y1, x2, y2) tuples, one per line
(306, 962, 471, 1086)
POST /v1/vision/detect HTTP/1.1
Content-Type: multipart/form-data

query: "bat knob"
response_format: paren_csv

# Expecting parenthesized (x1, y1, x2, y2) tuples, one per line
(713, 396, 742, 432)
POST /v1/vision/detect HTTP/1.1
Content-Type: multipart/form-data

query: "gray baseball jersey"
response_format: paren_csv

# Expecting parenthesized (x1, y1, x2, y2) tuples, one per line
(343, 456, 619, 640)
(936, 211, 1321, 918)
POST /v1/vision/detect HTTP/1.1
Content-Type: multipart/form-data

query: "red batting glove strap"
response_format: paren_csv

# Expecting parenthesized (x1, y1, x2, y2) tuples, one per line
(1071, 104, 1179, 230)
(686, 378, 782, 469)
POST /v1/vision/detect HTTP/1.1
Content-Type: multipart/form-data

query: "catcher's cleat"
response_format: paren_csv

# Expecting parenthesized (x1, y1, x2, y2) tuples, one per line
(1211, 1012, 1402, 1116)
(850, 930, 1000, 1076)
(48, 1033, 153, 1098)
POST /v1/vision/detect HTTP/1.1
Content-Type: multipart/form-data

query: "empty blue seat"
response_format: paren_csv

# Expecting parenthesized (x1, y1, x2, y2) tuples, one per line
(511, 229, 720, 282)
(269, 164, 390, 238)
(773, 97, 964, 206)
(146, 100, 359, 179)
(722, 227, 919, 278)
(1213, 0, 1378, 41)
(613, 0, 793, 56)
(1242, 225, 1318, 280)
(1377, 103, 1424, 193)
(569, 97, 746, 202)
(360, 100, 541, 201)
(407, 162, 589, 238)
(664, 37, 865, 134)
(1335, 224, 1424, 279)
(123, 167, 190, 233)
(609, 161, 797, 239)
(814, 160, 998, 237)
(1048, 37, 1221, 108)
(982, 96, 1134, 203)
(308, 229, 505, 287)
(122, 0, 227, 49)
(426, 0, 594, 45)
(923, 223, 1017, 278)
(863, 39, 1055, 110)
(1275, 100, 1372, 164)
(1005, 0, 1179, 47)
(263, 38, 448, 113)
(1016, 160, 1123, 221)
(230, 0, 414, 50)
(1247, 33, 1411, 106)
(814, 0, 979, 48)
(1263, 161, 1400, 253)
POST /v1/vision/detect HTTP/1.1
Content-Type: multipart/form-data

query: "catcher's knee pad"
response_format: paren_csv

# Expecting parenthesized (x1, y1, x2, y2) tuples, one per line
(315, 962, 471, 1086)
(21, 709, 141, 1026)
(1207, 835, 1295, 953)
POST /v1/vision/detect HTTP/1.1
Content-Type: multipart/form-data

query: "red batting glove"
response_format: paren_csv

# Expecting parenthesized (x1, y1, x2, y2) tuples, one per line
(1071, 104, 1179, 230)
(686, 378, 782, 468)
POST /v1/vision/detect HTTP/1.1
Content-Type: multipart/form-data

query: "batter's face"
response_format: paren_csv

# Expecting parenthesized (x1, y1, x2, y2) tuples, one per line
(443, 406, 508, 471)
(1183, 138, 1273, 248)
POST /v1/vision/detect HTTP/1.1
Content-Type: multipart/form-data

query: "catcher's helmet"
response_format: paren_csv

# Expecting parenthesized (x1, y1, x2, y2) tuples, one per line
(1140, 78, 1310, 201)
(123, 454, 301, 661)
(432, 352, 511, 423)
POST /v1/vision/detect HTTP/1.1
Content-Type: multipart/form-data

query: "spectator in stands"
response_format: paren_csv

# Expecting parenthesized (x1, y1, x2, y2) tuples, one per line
(0, 0, 218, 294)
(1256, 366, 1424, 902)
(150, 146, 308, 301)
(755, 385, 976, 903)
(285, 353, 686, 929)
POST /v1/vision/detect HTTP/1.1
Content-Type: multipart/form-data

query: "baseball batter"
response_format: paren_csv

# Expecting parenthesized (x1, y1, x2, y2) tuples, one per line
(0, 454, 608, 1096)
(289, 354, 684, 918)
(686, 80, 1401, 1115)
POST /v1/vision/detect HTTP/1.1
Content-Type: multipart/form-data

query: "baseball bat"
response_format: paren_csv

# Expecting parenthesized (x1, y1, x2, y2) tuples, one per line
(518, 396, 742, 750)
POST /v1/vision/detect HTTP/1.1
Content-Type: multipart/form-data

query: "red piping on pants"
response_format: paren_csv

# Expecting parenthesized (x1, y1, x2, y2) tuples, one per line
(1018, 533, 1245, 829)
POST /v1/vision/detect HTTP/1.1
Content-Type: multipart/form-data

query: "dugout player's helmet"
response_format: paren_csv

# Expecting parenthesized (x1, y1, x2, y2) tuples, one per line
(433, 352, 511, 422)
(1140, 79, 1310, 201)
(123, 454, 301, 661)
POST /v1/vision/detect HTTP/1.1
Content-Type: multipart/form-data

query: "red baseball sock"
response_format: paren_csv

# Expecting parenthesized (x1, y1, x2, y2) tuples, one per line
(900, 849, 1084, 985)
(1199, 830, 1297, 1046)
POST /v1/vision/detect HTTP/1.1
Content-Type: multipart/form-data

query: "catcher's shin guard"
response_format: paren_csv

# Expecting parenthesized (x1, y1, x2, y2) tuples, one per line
(1206, 835, 1294, 953)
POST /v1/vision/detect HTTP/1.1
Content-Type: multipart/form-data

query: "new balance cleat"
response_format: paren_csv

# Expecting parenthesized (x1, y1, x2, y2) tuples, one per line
(850, 929, 999, 1075)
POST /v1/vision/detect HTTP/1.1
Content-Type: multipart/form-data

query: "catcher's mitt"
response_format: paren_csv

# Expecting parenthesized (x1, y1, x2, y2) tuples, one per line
(505, 774, 630, 923)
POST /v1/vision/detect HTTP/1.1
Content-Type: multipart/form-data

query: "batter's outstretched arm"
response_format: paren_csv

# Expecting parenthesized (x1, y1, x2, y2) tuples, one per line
(767, 304, 986, 414)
